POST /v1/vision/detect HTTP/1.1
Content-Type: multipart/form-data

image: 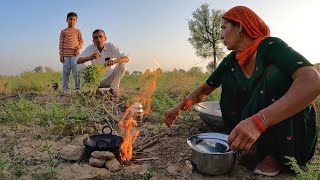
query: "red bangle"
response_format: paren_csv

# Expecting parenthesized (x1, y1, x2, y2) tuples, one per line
(182, 98, 191, 111)
(251, 114, 266, 133)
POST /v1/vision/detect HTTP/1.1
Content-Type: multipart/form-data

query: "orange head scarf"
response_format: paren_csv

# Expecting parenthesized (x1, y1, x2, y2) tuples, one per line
(223, 6, 270, 66)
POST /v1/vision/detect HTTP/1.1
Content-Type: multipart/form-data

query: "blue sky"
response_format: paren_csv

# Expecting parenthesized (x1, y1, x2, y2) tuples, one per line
(0, 0, 319, 75)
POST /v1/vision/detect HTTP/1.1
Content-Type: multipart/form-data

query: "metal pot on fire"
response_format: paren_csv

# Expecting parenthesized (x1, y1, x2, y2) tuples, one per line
(129, 102, 144, 125)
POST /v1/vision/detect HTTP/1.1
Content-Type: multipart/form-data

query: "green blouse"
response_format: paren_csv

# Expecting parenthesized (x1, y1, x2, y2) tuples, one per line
(206, 37, 313, 128)
(205, 37, 317, 164)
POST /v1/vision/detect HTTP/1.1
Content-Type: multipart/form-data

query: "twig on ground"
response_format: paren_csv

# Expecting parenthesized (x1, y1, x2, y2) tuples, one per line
(100, 103, 116, 124)
(131, 157, 159, 162)
(134, 135, 148, 148)
(135, 132, 167, 152)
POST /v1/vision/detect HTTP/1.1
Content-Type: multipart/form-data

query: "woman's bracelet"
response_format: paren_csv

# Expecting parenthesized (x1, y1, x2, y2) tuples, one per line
(182, 97, 192, 111)
(251, 114, 266, 133)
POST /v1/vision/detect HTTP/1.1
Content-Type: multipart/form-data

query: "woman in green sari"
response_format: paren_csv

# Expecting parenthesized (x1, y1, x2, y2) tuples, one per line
(164, 6, 320, 176)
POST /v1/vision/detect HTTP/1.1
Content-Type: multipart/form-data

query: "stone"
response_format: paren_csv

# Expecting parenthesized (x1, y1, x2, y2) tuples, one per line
(149, 173, 172, 180)
(32, 151, 50, 162)
(83, 127, 94, 134)
(58, 163, 109, 180)
(71, 134, 89, 146)
(89, 118, 100, 123)
(91, 151, 115, 160)
(60, 145, 84, 161)
(167, 165, 181, 176)
(89, 157, 106, 168)
(124, 164, 150, 175)
(105, 158, 121, 172)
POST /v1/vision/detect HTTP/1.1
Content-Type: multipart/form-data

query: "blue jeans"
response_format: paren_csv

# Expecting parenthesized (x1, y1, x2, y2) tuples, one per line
(62, 56, 80, 90)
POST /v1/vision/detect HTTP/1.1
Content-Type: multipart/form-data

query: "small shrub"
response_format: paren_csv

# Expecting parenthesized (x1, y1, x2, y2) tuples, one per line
(81, 64, 105, 92)
(285, 156, 320, 179)
(32, 144, 60, 180)
(0, 97, 40, 124)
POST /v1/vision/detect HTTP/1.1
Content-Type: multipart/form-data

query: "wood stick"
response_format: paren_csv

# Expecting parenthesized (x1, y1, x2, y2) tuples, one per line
(134, 135, 147, 148)
(101, 103, 116, 124)
(134, 132, 167, 149)
(131, 157, 159, 162)
(134, 132, 167, 151)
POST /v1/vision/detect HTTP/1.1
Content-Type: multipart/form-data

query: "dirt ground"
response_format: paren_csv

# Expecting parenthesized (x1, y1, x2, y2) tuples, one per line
(0, 93, 319, 180)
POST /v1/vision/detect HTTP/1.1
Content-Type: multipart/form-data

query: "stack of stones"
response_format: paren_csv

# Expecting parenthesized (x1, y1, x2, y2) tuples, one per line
(89, 151, 121, 171)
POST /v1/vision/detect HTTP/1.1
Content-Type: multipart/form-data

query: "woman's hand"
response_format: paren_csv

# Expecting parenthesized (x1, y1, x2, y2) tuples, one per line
(227, 117, 261, 151)
(164, 106, 181, 128)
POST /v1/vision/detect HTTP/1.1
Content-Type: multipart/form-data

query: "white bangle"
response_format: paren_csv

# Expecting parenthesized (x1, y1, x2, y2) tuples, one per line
(257, 113, 268, 128)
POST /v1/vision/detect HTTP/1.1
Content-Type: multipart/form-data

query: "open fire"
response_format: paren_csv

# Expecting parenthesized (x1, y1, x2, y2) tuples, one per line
(118, 68, 161, 161)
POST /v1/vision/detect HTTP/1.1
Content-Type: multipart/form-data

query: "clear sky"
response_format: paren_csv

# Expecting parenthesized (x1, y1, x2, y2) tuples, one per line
(0, 0, 319, 75)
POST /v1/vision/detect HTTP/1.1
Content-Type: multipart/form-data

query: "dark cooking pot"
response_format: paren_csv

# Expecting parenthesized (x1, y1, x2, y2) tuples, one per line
(83, 126, 123, 159)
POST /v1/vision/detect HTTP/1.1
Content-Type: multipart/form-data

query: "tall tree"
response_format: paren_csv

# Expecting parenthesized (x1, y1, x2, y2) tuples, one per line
(188, 4, 226, 71)
(206, 60, 216, 72)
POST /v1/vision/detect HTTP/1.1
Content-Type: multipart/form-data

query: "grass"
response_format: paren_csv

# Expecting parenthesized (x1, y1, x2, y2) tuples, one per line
(0, 69, 319, 179)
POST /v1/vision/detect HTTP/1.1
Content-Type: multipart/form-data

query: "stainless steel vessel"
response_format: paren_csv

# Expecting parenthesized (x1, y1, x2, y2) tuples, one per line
(187, 133, 237, 175)
(194, 101, 225, 131)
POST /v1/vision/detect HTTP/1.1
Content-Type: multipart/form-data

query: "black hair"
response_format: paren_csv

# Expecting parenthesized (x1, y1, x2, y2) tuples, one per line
(223, 18, 240, 27)
(92, 29, 105, 35)
(67, 12, 77, 19)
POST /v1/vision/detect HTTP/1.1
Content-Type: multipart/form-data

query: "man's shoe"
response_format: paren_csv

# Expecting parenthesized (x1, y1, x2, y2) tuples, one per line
(253, 155, 281, 177)
(75, 89, 82, 94)
(62, 90, 70, 96)
(110, 88, 120, 97)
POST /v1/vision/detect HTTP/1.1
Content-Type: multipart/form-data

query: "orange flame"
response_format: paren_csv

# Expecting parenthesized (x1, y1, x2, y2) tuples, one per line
(118, 67, 161, 161)
(118, 107, 139, 161)
(132, 67, 161, 114)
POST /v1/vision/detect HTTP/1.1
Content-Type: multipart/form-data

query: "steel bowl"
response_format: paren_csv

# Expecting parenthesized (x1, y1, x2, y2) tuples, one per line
(187, 133, 237, 175)
(194, 101, 225, 131)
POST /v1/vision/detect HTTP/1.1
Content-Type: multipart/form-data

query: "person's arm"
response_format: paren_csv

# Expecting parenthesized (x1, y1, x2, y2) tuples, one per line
(163, 54, 230, 128)
(106, 43, 129, 66)
(259, 66, 320, 127)
(78, 30, 83, 49)
(77, 45, 100, 64)
(228, 38, 320, 151)
(77, 55, 94, 64)
(106, 56, 129, 66)
(228, 66, 320, 151)
(59, 30, 64, 63)
(164, 83, 216, 127)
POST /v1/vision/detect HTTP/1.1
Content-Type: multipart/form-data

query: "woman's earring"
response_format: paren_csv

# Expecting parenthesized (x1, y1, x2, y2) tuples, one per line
(240, 32, 243, 36)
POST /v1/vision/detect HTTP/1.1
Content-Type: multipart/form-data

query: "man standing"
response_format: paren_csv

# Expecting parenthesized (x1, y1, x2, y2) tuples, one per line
(77, 29, 129, 96)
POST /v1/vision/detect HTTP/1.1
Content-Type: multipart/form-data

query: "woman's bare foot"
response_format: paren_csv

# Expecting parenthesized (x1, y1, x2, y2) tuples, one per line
(253, 155, 281, 176)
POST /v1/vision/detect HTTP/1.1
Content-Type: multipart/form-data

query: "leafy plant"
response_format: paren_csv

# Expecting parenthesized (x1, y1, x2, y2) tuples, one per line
(9, 153, 30, 178)
(32, 144, 60, 180)
(0, 153, 11, 179)
(0, 97, 40, 124)
(285, 156, 320, 179)
(81, 64, 105, 92)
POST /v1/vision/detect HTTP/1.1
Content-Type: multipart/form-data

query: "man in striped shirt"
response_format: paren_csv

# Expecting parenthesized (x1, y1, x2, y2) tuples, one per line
(59, 12, 83, 95)
(77, 29, 129, 97)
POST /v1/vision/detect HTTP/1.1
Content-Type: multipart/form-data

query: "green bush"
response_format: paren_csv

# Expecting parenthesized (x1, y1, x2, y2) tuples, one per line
(285, 156, 320, 179)
(0, 97, 40, 124)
